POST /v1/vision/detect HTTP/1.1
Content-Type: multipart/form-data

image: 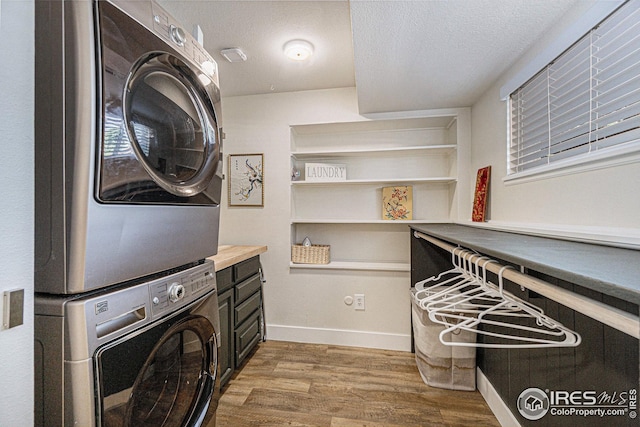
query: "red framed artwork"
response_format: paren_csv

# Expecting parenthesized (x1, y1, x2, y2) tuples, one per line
(472, 166, 491, 222)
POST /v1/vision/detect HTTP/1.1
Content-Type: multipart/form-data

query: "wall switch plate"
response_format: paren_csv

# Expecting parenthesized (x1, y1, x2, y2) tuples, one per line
(354, 294, 365, 311)
(3, 289, 24, 329)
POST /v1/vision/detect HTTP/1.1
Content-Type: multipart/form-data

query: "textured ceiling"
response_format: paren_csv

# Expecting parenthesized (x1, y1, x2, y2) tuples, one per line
(159, 0, 582, 114)
(158, 0, 355, 97)
(350, 0, 581, 114)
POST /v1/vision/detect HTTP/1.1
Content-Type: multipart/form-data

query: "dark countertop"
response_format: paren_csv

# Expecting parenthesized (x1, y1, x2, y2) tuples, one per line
(411, 224, 640, 304)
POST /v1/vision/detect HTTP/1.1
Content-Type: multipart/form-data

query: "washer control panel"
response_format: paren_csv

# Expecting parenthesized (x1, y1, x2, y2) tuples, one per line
(149, 260, 216, 319)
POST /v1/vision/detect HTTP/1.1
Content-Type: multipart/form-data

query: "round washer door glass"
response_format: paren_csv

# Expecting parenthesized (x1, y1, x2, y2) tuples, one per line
(123, 53, 219, 198)
(97, 315, 217, 427)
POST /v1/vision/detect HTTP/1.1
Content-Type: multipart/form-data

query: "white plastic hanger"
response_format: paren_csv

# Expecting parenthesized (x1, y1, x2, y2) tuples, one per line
(414, 248, 483, 304)
(413, 251, 581, 349)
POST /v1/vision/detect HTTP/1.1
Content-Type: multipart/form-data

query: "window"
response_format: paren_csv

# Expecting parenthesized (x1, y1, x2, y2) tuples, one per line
(508, 0, 640, 176)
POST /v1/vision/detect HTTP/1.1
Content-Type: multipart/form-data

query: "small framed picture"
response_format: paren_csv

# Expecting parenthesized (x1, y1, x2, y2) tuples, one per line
(472, 166, 491, 222)
(228, 153, 264, 207)
(382, 186, 413, 220)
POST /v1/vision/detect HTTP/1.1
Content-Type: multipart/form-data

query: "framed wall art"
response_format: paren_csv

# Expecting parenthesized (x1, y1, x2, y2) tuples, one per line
(472, 165, 491, 222)
(228, 153, 264, 207)
(382, 186, 413, 220)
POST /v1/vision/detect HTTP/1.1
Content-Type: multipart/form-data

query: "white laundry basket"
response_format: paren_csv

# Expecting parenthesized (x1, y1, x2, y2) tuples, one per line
(410, 287, 476, 391)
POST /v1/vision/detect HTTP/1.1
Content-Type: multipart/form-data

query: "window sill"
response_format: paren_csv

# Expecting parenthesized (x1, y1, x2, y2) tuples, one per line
(504, 141, 640, 185)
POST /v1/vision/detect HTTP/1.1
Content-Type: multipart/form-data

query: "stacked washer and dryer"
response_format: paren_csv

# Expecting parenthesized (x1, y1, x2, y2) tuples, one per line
(34, 1, 224, 426)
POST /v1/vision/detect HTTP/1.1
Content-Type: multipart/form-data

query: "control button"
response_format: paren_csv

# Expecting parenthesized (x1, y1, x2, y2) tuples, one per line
(153, 13, 169, 35)
(168, 282, 186, 302)
(152, 297, 160, 305)
(170, 25, 186, 46)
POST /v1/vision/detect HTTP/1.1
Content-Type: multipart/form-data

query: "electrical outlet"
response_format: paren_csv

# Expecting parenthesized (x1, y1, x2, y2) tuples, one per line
(354, 294, 365, 311)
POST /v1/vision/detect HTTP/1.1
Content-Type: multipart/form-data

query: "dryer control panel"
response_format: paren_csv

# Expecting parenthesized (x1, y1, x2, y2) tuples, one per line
(106, 0, 219, 87)
(150, 2, 219, 87)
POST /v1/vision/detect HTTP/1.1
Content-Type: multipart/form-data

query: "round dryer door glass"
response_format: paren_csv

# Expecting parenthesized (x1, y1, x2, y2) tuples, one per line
(124, 53, 220, 197)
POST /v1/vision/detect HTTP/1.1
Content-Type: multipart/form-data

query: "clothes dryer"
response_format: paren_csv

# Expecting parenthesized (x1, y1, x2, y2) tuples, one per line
(35, 0, 223, 294)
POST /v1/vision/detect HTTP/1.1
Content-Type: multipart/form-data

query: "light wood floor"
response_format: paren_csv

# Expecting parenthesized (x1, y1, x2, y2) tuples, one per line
(215, 340, 500, 427)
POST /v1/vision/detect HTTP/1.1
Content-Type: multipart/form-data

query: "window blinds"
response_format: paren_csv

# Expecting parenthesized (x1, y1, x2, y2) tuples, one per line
(509, 0, 640, 175)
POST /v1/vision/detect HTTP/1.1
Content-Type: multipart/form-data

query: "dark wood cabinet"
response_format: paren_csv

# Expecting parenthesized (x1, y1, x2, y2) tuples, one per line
(216, 255, 262, 389)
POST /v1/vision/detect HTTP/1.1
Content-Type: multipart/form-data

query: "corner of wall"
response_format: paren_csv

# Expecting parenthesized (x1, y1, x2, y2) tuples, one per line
(0, 0, 35, 425)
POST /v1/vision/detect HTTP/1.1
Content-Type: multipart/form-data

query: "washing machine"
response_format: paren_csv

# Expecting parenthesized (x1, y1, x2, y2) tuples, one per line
(35, 260, 221, 427)
(35, 0, 223, 294)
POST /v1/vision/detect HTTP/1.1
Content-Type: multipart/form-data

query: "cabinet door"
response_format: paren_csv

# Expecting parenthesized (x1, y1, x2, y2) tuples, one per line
(235, 310, 261, 367)
(217, 288, 234, 388)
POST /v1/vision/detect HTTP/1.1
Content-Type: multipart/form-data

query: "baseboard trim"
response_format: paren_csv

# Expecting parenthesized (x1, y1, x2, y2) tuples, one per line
(477, 368, 520, 427)
(265, 324, 412, 352)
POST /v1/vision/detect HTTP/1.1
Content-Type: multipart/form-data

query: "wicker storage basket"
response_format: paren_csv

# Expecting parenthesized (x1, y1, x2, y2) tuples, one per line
(291, 244, 330, 264)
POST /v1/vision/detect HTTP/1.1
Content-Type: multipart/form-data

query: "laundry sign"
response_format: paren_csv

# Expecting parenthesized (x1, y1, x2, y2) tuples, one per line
(305, 163, 347, 182)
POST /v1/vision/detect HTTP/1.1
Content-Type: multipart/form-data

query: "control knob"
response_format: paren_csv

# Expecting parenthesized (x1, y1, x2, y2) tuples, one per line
(170, 25, 186, 46)
(168, 282, 186, 302)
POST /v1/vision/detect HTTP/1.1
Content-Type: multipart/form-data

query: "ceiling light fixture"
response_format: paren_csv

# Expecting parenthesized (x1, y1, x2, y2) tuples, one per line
(220, 48, 247, 63)
(283, 39, 314, 61)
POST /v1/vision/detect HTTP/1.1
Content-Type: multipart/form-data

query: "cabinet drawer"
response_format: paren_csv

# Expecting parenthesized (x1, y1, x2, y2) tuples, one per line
(234, 291, 260, 327)
(235, 274, 261, 304)
(235, 310, 261, 367)
(216, 267, 233, 294)
(233, 256, 260, 283)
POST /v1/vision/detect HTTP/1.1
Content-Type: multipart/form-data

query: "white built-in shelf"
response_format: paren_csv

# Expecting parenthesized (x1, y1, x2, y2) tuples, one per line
(290, 116, 456, 135)
(291, 145, 456, 159)
(291, 219, 447, 224)
(289, 260, 411, 272)
(291, 177, 456, 186)
(289, 115, 460, 273)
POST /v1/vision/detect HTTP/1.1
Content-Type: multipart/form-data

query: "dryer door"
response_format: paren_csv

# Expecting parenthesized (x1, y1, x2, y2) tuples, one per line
(96, 314, 218, 427)
(122, 53, 220, 198)
(98, 0, 222, 205)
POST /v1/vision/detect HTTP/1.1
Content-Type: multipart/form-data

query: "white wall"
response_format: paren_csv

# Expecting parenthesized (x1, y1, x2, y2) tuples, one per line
(469, 2, 640, 246)
(0, 0, 35, 425)
(219, 88, 415, 350)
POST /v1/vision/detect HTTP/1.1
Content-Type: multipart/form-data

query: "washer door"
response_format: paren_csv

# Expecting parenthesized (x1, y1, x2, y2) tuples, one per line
(97, 314, 217, 427)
